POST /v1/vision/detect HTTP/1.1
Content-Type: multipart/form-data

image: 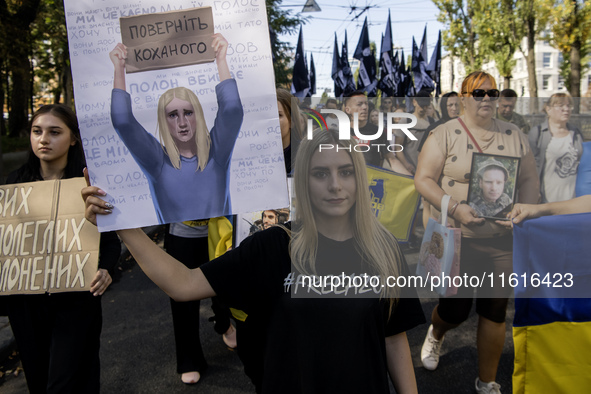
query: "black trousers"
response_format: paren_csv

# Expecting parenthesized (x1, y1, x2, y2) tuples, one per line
(8, 292, 102, 394)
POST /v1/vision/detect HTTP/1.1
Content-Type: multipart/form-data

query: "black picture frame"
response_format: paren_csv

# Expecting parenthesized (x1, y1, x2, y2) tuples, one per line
(467, 153, 521, 220)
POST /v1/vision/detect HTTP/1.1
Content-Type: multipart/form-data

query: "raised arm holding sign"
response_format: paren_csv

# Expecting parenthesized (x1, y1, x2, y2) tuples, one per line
(109, 33, 243, 224)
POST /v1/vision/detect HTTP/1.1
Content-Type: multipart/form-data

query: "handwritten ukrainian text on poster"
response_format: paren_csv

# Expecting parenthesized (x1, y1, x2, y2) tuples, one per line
(64, 0, 288, 231)
(0, 179, 100, 295)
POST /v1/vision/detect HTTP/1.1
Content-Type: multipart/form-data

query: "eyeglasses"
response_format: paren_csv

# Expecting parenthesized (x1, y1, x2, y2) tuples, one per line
(551, 104, 574, 111)
(463, 89, 500, 101)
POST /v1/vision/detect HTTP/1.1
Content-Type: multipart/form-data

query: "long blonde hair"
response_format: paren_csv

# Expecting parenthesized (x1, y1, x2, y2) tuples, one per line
(157, 87, 211, 171)
(290, 130, 402, 301)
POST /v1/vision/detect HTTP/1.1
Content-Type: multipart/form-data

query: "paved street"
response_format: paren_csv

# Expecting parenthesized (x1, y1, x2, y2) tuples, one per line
(0, 238, 515, 393)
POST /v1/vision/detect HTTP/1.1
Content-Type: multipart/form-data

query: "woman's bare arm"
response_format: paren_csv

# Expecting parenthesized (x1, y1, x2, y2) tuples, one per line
(117, 228, 215, 301)
(511, 195, 591, 224)
(81, 170, 215, 302)
(515, 150, 541, 204)
(385, 333, 418, 394)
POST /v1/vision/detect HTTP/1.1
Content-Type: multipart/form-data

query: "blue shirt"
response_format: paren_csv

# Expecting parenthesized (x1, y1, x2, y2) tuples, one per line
(111, 79, 243, 223)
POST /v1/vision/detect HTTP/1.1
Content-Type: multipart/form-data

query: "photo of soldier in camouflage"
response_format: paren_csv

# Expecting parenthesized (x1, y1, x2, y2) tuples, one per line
(468, 155, 520, 219)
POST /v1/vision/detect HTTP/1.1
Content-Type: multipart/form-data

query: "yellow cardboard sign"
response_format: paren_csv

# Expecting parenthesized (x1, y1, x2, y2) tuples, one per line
(0, 178, 100, 295)
(120, 7, 215, 73)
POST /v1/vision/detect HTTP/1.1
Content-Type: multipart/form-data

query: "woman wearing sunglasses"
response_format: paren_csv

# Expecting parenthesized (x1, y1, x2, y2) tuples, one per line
(529, 93, 584, 203)
(415, 71, 539, 394)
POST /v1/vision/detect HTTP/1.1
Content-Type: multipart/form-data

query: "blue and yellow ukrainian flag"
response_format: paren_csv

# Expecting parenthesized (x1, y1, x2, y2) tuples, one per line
(366, 165, 420, 243)
(512, 213, 591, 394)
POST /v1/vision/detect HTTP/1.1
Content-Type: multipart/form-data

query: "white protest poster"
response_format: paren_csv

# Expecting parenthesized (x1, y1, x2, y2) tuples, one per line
(0, 178, 100, 295)
(64, 0, 288, 231)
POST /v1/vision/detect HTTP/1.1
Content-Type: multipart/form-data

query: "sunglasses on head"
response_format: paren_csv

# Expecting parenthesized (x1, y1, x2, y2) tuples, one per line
(467, 89, 500, 101)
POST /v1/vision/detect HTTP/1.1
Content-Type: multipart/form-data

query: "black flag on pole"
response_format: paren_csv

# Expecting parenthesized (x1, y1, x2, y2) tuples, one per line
(353, 17, 378, 96)
(309, 53, 316, 96)
(412, 36, 434, 93)
(419, 25, 429, 66)
(341, 30, 356, 96)
(378, 11, 396, 97)
(291, 26, 310, 98)
(427, 30, 442, 96)
(331, 33, 345, 97)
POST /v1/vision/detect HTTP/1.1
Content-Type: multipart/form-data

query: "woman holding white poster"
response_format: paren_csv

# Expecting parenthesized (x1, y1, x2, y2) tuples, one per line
(5, 104, 120, 393)
(83, 129, 425, 393)
(109, 33, 243, 224)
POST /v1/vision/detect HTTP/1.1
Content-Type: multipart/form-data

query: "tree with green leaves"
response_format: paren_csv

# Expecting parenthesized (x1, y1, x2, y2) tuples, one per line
(433, 0, 487, 75)
(474, 0, 519, 89)
(434, 0, 550, 99)
(32, 0, 73, 107)
(544, 0, 591, 99)
(266, 0, 308, 88)
(0, 0, 42, 138)
(515, 0, 550, 99)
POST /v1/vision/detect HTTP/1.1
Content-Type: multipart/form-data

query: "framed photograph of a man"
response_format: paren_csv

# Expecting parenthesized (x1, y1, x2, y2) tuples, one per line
(467, 153, 521, 220)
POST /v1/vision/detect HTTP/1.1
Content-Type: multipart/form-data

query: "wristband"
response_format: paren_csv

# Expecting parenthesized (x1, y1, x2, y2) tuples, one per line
(449, 202, 459, 216)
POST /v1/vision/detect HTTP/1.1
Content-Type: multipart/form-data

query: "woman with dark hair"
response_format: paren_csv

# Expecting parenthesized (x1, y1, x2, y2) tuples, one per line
(10, 105, 87, 183)
(417, 91, 460, 152)
(5, 104, 120, 393)
(83, 129, 425, 394)
(276, 88, 303, 174)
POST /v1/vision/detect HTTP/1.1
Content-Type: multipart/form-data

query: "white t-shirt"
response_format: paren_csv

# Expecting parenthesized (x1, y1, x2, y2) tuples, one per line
(543, 132, 579, 203)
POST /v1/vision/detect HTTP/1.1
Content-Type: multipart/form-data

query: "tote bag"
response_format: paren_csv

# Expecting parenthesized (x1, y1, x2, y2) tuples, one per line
(416, 195, 461, 297)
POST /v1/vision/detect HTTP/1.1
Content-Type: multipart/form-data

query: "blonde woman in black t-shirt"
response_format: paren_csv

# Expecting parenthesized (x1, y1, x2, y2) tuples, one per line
(82, 129, 424, 393)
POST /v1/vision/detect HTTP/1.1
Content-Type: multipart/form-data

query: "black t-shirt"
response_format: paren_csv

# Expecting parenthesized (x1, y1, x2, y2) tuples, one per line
(351, 122, 389, 167)
(201, 226, 425, 393)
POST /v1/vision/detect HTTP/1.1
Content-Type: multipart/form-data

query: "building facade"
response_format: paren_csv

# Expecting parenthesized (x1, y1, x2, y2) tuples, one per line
(440, 39, 591, 99)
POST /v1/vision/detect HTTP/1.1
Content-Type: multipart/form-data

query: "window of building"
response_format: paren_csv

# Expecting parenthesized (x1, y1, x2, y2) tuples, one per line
(558, 76, 565, 90)
(543, 75, 551, 90)
(543, 53, 552, 68)
(543, 29, 551, 45)
(558, 53, 564, 65)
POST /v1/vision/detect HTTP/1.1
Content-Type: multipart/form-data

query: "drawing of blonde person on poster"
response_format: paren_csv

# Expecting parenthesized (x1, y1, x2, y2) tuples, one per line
(109, 33, 243, 224)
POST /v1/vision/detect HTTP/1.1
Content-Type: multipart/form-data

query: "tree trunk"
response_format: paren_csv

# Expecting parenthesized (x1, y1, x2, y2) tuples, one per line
(504, 76, 511, 89)
(570, 39, 581, 113)
(525, 14, 538, 113)
(0, 0, 42, 137)
(63, 63, 74, 108)
(0, 61, 6, 137)
(8, 54, 31, 138)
